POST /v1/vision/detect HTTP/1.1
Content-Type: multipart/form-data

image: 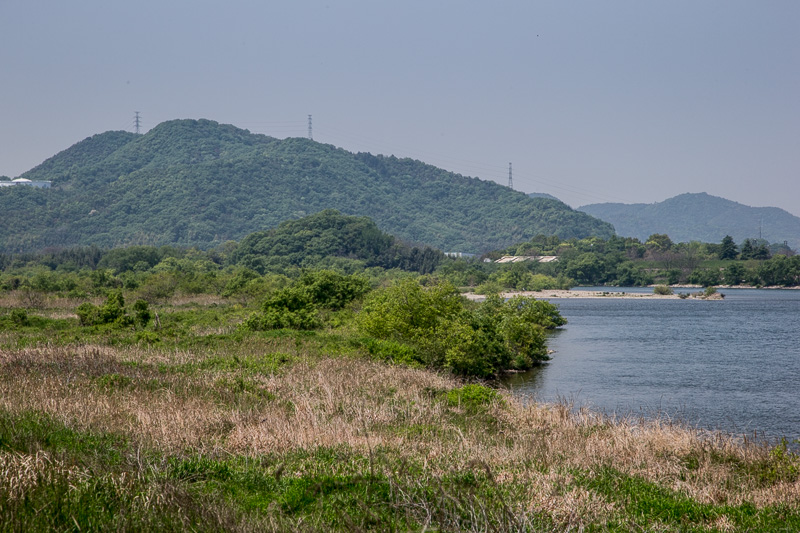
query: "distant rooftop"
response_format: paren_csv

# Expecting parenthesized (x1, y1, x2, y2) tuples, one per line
(495, 255, 559, 263)
(0, 178, 51, 188)
(445, 252, 476, 258)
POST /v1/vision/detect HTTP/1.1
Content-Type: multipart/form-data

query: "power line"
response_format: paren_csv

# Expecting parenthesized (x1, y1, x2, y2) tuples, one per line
(315, 124, 634, 205)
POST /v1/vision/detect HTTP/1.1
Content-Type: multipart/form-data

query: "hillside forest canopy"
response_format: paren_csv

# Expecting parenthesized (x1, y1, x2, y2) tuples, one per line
(0, 118, 613, 254)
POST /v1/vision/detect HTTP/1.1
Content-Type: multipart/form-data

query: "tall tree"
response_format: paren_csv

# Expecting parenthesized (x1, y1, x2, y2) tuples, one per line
(740, 239, 755, 260)
(719, 235, 738, 260)
(645, 233, 673, 251)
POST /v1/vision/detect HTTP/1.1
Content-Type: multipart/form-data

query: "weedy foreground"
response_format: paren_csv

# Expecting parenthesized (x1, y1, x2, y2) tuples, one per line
(1, 292, 799, 532)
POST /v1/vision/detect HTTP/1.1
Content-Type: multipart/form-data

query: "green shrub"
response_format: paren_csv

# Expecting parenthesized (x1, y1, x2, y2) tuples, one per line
(10, 309, 30, 327)
(295, 270, 371, 310)
(243, 270, 369, 331)
(446, 384, 503, 412)
(243, 307, 321, 331)
(75, 302, 100, 326)
(98, 290, 126, 323)
(357, 279, 565, 377)
(703, 286, 722, 298)
(688, 268, 721, 287)
(75, 292, 150, 328)
(132, 299, 152, 328)
(473, 280, 505, 295)
(355, 337, 422, 366)
(221, 267, 261, 297)
(653, 285, 674, 295)
(134, 272, 177, 304)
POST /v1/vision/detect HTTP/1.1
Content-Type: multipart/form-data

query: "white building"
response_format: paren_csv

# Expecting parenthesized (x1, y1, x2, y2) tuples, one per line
(0, 178, 51, 188)
(495, 255, 559, 264)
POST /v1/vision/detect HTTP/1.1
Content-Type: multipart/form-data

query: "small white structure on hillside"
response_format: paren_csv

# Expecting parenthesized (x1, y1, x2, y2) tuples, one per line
(0, 178, 51, 189)
(495, 255, 559, 264)
(445, 252, 476, 258)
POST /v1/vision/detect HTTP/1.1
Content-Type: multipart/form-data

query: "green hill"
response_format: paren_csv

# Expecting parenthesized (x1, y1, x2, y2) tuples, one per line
(580, 192, 800, 250)
(1, 119, 614, 253)
(232, 209, 444, 274)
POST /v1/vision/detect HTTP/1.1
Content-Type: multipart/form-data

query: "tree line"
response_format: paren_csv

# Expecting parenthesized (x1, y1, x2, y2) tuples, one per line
(444, 233, 798, 290)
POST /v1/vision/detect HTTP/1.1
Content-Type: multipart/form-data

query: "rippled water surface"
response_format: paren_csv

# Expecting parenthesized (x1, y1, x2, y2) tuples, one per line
(503, 288, 800, 442)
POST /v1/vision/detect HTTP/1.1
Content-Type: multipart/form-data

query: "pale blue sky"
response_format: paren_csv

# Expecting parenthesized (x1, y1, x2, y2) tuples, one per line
(2, 1, 798, 215)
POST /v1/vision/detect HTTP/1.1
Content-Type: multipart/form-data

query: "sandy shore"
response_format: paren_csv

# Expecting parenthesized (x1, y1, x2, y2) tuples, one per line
(463, 289, 681, 301)
(463, 285, 800, 301)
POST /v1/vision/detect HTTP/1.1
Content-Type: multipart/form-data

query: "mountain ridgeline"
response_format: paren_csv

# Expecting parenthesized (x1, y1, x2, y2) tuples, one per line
(1, 119, 613, 253)
(580, 193, 800, 251)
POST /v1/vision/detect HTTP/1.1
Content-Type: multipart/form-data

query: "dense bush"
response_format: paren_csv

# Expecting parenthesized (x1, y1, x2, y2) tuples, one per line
(243, 270, 370, 331)
(75, 291, 151, 328)
(357, 279, 565, 377)
(687, 268, 721, 287)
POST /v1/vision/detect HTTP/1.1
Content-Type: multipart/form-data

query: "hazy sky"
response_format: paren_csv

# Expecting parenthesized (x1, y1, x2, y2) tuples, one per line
(2, 1, 798, 215)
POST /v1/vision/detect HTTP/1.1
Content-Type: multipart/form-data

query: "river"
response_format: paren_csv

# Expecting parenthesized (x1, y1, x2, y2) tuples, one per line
(503, 287, 800, 444)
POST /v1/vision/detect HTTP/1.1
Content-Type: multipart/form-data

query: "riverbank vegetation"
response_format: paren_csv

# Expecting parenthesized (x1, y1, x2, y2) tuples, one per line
(2, 218, 799, 530)
(444, 233, 799, 292)
(2, 210, 797, 303)
(2, 291, 799, 530)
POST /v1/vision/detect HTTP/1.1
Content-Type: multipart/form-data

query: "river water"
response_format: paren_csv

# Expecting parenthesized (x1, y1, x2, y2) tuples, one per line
(503, 287, 800, 443)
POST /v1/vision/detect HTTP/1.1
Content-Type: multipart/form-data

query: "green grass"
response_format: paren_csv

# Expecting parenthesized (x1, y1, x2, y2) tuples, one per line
(0, 409, 548, 531)
(575, 466, 800, 531)
(165, 446, 549, 531)
(0, 410, 127, 464)
(681, 440, 800, 488)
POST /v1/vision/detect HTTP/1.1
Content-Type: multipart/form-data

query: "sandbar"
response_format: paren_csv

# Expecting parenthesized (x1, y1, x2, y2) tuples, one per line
(463, 289, 682, 301)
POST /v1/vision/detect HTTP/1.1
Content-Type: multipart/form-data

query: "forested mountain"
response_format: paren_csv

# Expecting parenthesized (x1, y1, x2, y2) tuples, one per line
(580, 193, 800, 250)
(1, 119, 613, 253)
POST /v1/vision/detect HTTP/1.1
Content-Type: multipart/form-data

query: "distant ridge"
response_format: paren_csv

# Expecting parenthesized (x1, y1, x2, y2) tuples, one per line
(0, 119, 614, 253)
(527, 192, 560, 202)
(579, 192, 800, 249)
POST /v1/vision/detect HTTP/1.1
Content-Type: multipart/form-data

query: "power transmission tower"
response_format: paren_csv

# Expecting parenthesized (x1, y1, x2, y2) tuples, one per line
(508, 162, 513, 189)
(134, 112, 141, 134)
(308, 114, 313, 140)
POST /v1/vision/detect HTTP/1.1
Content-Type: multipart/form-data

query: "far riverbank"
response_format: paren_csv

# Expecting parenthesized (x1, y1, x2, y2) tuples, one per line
(464, 284, 800, 301)
(464, 289, 681, 301)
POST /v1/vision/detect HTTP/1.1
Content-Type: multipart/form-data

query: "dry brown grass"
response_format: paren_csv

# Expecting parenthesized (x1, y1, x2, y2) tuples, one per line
(495, 396, 800, 508)
(0, 450, 89, 500)
(1, 341, 798, 525)
(0, 291, 104, 311)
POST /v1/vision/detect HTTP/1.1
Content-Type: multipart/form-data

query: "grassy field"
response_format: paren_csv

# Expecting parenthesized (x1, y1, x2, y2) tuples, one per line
(1, 292, 799, 531)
